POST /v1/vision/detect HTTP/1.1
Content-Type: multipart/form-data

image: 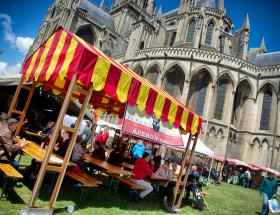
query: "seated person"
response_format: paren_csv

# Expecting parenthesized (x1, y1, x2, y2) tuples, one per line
(54, 130, 71, 157)
(155, 160, 172, 181)
(132, 152, 154, 200)
(0, 118, 26, 168)
(132, 141, 146, 163)
(91, 141, 106, 161)
(38, 121, 55, 136)
(107, 144, 123, 165)
(71, 135, 86, 171)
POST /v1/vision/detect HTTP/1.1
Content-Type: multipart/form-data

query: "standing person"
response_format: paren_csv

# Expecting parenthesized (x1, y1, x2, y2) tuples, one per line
(243, 168, 251, 188)
(132, 141, 146, 163)
(259, 172, 278, 215)
(132, 152, 154, 200)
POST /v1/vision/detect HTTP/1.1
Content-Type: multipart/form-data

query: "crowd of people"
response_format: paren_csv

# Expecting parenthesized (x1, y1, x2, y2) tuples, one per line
(0, 112, 279, 214)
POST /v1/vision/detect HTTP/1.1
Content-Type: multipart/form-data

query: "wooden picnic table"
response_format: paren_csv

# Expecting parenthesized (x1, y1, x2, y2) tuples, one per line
(24, 130, 45, 138)
(121, 162, 134, 171)
(84, 154, 132, 176)
(22, 141, 67, 165)
(151, 175, 171, 181)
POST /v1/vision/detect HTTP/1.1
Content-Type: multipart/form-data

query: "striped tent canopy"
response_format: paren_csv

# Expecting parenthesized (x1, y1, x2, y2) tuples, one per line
(22, 27, 202, 135)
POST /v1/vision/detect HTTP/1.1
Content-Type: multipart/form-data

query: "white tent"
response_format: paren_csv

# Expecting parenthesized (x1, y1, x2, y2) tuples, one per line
(0, 74, 22, 86)
(181, 133, 214, 157)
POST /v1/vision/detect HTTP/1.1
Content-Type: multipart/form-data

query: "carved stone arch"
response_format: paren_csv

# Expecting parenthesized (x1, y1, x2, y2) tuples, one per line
(217, 128, 223, 136)
(252, 137, 260, 146)
(262, 138, 269, 148)
(190, 65, 214, 82)
(133, 63, 144, 76)
(75, 24, 96, 46)
(234, 77, 254, 96)
(214, 70, 236, 87)
(206, 18, 216, 26)
(144, 61, 161, 76)
(258, 81, 278, 96)
(163, 61, 187, 77)
(209, 126, 216, 135)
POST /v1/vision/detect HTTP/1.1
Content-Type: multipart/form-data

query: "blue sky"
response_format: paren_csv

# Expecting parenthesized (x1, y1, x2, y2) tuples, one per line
(0, 0, 279, 76)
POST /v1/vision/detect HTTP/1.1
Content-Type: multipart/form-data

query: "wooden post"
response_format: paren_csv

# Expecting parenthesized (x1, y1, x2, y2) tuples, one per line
(175, 135, 199, 207)
(29, 74, 78, 208)
(48, 85, 93, 208)
(7, 79, 24, 117)
(172, 133, 193, 207)
(15, 82, 36, 136)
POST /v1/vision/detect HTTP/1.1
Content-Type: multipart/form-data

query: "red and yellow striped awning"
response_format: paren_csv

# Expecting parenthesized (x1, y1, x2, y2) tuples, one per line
(22, 27, 202, 135)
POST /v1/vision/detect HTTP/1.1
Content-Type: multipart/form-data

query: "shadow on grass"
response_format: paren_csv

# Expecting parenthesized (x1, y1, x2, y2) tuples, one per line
(21, 173, 169, 214)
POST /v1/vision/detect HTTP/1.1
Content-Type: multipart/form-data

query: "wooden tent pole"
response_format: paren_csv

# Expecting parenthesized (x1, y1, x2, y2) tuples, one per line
(49, 85, 93, 208)
(7, 79, 24, 117)
(15, 82, 36, 136)
(172, 133, 193, 207)
(29, 74, 77, 208)
(176, 134, 199, 207)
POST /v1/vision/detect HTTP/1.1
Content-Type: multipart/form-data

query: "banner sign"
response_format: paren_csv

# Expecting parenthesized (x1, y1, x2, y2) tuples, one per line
(122, 105, 184, 146)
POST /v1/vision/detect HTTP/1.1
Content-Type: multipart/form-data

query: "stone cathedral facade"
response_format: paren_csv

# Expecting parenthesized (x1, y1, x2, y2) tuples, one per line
(27, 0, 280, 169)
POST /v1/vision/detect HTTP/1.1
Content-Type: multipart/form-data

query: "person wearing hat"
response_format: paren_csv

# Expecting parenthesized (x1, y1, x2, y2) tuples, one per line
(0, 118, 26, 168)
(259, 172, 278, 215)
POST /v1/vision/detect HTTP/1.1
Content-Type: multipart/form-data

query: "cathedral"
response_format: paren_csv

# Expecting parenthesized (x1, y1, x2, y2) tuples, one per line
(27, 0, 280, 169)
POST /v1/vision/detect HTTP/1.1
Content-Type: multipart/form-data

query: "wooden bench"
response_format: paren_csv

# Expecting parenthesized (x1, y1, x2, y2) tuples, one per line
(66, 170, 102, 203)
(0, 163, 23, 199)
(108, 174, 145, 201)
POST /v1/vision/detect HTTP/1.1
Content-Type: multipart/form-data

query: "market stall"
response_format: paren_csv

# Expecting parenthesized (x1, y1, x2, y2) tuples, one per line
(7, 27, 202, 213)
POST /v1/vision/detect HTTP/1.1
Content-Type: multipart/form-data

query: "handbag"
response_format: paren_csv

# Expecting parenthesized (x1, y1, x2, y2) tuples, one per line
(268, 198, 280, 213)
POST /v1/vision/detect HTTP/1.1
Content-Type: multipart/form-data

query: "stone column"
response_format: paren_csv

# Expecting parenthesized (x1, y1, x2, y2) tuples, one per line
(180, 80, 190, 104)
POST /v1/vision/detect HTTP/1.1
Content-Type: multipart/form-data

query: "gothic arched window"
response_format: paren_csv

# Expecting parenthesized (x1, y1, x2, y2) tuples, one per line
(75, 25, 95, 45)
(187, 20, 196, 43)
(260, 89, 272, 130)
(164, 66, 184, 97)
(219, 36, 225, 53)
(195, 78, 208, 115)
(205, 21, 214, 46)
(214, 79, 228, 120)
(146, 64, 160, 85)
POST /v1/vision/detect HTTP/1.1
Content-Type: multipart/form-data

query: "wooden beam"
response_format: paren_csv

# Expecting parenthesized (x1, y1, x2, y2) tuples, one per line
(172, 133, 193, 207)
(62, 125, 75, 133)
(46, 166, 63, 173)
(21, 85, 32, 91)
(175, 135, 199, 207)
(12, 110, 23, 115)
(7, 79, 24, 117)
(15, 82, 36, 137)
(29, 74, 78, 208)
(74, 85, 89, 96)
(48, 85, 93, 208)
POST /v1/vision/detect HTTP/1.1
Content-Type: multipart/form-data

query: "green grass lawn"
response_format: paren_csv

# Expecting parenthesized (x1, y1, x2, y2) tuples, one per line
(0, 155, 263, 215)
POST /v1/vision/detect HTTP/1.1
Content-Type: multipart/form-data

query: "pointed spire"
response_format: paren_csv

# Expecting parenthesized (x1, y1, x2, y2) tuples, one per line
(260, 36, 267, 52)
(242, 13, 250, 31)
(156, 5, 162, 19)
(99, 0, 104, 9)
(218, 0, 224, 12)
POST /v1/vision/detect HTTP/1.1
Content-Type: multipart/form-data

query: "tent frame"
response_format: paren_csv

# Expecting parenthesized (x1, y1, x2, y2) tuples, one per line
(8, 78, 199, 211)
(8, 74, 93, 209)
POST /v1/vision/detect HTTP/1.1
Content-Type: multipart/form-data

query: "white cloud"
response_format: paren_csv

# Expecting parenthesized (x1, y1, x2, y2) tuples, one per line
(0, 13, 16, 46)
(16, 36, 34, 54)
(0, 61, 21, 77)
(0, 13, 34, 54)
